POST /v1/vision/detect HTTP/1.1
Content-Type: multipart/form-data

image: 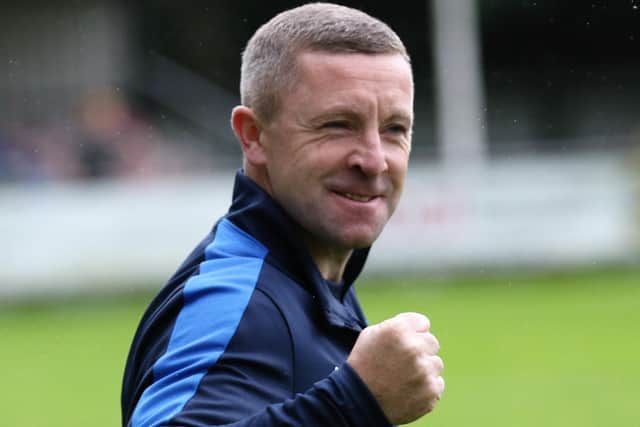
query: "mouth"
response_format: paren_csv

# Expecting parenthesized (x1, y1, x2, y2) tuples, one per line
(335, 191, 377, 203)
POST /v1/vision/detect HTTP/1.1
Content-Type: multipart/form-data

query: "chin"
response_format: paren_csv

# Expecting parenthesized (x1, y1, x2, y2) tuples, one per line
(337, 231, 380, 250)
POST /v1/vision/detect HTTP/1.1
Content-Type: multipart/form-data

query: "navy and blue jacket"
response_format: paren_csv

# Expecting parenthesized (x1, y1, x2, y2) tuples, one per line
(121, 171, 391, 426)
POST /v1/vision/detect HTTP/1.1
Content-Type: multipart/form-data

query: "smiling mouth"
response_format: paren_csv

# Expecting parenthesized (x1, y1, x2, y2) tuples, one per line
(336, 192, 376, 203)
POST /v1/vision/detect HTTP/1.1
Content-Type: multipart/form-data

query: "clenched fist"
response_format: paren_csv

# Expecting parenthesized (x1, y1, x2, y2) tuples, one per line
(347, 312, 445, 425)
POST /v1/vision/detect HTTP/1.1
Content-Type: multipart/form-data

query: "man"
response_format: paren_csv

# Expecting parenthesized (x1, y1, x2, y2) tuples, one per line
(122, 3, 444, 426)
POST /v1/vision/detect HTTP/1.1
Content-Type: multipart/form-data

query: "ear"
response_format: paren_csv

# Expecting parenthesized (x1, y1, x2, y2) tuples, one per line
(230, 106, 267, 166)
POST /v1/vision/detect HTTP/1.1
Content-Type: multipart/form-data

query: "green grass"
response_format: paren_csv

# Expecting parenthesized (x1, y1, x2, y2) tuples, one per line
(0, 292, 149, 427)
(1, 267, 638, 426)
(360, 268, 640, 426)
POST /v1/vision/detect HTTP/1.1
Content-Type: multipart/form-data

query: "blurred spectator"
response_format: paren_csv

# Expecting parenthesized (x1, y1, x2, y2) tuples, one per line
(0, 118, 73, 182)
(73, 87, 217, 180)
(75, 88, 160, 180)
(0, 126, 27, 181)
(0, 86, 215, 183)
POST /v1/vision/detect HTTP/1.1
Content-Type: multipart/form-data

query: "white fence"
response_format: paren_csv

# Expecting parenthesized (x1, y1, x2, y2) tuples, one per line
(368, 153, 638, 273)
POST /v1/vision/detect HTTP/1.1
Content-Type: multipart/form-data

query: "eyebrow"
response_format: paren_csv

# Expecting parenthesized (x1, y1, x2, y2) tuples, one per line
(384, 112, 413, 126)
(311, 108, 361, 124)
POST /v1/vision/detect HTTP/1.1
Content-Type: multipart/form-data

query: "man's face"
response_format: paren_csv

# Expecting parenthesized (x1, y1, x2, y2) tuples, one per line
(259, 51, 414, 255)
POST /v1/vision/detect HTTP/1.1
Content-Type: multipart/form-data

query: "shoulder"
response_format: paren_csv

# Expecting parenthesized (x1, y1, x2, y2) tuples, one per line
(176, 216, 272, 331)
(127, 259, 293, 426)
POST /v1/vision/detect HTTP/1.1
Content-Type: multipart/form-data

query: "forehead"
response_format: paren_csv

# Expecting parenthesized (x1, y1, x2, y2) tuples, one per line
(283, 51, 414, 118)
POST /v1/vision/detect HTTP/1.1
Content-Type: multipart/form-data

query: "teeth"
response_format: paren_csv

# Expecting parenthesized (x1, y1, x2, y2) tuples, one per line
(342, 192, 373, 202)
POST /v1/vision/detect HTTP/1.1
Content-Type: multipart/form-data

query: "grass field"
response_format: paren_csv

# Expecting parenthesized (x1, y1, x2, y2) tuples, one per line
(1, 267, 638, 426)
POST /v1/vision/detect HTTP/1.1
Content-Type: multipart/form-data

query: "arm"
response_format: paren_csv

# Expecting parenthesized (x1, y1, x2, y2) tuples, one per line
(165, 363, 390, 427)
(127, 288, 390, 427)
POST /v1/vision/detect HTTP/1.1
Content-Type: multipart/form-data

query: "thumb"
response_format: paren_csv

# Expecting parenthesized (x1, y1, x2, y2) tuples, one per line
(391, 312, 431, 333)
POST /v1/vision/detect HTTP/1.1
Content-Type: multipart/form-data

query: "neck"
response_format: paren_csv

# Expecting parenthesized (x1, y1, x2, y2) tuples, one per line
(303, 238, 352, 282)
(242, 167, 352, 282)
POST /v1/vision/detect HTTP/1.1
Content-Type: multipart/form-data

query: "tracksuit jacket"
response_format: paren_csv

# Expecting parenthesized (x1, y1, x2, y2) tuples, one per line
(121, 171, 392, 427)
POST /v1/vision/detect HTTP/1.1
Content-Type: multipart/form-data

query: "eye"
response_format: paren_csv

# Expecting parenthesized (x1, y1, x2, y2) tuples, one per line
(321, 120, 350, 130)
(384, 124, 409, 136)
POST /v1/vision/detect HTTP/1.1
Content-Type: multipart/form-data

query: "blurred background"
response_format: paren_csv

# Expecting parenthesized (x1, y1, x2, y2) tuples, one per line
(1, 1, 639, 426)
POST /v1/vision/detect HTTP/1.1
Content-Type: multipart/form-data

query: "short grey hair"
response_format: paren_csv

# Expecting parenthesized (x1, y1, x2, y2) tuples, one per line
(240, 2, 411, 124)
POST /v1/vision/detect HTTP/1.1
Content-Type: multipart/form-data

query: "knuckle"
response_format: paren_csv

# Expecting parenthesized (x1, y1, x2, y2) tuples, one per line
(439, 376, 446, 395)
(424, 332, 440, 353)
(427, 380, 441, 400)
(431, 334, 440, 352)
(417, 313, 431, 331)
(378, 317, 399, 335)
(406, 336, 426, 358)
(431, 355, 444, 373)
(394, 312, 431, 332)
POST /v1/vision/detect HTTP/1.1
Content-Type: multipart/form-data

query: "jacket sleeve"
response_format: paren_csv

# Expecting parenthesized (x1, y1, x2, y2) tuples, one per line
(127, 287, 391, 427)
(168, 363, 391, 427)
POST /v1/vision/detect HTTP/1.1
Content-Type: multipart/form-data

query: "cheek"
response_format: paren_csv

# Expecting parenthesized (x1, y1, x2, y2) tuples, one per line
(387, 150, 410, 183)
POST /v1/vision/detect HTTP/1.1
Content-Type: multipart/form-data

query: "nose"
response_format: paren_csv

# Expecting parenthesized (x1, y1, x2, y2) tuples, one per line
(347, 129, 388, 176)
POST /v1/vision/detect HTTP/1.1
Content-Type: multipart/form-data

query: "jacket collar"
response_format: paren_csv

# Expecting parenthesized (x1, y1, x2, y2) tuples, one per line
(225, 170, 369, 331)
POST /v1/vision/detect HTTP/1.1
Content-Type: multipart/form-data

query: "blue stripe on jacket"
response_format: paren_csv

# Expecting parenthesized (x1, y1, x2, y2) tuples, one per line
(131, 218, 268, 427)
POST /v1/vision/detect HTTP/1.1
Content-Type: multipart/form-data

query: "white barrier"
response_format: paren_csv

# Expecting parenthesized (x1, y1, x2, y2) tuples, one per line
(368, 153, 637, 273)
(1, 154, 637, 298)
(0, 174, 231, 297)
